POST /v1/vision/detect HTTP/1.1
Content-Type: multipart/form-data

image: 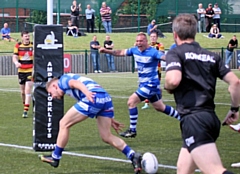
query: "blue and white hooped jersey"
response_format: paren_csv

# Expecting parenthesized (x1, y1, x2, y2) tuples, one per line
(126, 46, 163, 86)
(58, 73, 106, 101)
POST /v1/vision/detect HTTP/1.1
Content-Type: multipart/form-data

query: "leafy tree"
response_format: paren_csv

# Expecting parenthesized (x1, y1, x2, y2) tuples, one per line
(118, 0, 163, 22)
(25, 10, 47, 24)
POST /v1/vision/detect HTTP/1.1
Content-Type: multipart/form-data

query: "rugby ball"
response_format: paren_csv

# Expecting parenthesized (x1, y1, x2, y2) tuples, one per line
(141, 152, 159, 174)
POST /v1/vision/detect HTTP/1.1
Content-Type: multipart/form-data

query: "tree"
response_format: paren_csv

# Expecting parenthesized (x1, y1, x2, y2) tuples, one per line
(26, 10, 47, 24)
(118, 0, 164, 22)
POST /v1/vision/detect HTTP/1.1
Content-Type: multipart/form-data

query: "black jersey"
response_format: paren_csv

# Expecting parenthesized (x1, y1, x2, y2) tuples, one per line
(166, 42, 230, 116)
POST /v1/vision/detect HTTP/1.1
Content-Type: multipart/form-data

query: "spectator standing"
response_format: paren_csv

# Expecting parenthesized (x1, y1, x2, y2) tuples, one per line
(70, 0, 81, 28)
(225, 35, 238, 68)
(100, 2, 112, 33)
(66, 20, 79, 37)
(205, 3, 214, 32)
(213, 3, 221, 31)
(90, 35, 102, 73)
(104, 35, 116, 72)
(1, 23, 17, 42)
(197, 3, 206, 33)
(147, 20, 165, 38)
(85, 5, 95, 33)
(208, 24, 222, 39)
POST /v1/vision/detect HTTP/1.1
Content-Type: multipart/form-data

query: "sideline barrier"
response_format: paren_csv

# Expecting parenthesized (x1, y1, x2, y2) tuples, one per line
(0, 50, 238, 75)
(0, 53, 134, 75)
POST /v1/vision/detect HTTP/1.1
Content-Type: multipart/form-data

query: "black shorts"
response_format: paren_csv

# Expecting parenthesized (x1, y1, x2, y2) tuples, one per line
(18, 72, 32, 85)
(180, 111, 221, 152)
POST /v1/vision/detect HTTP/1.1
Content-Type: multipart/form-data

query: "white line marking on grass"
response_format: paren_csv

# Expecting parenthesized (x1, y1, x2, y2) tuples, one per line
(111, 95, 231, 106)
(0, 88, 19, 92)
(0, 88, 232, 106)
(0, 142, 201, 172)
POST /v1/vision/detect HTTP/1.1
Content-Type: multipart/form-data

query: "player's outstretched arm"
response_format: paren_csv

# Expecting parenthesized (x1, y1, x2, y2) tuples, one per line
(222, 72, 240, 125)
(99, 47, 126, 56)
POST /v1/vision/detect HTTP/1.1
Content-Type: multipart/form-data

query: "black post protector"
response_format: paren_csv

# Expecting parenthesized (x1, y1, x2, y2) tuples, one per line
(33, 25, 64, 151)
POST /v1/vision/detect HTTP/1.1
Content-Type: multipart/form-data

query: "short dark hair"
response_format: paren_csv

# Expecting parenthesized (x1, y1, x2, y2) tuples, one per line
(150, 31, 158, 37)
(21, 31, 29, 36)
(172, 13, 197, 40)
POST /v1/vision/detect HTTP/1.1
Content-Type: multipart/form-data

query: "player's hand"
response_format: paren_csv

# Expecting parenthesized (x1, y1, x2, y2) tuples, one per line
(111, 119, 124, 134)
(15, 62, 21, 68)
(222, 110, 239, 126)
(85, 91, 96, 103)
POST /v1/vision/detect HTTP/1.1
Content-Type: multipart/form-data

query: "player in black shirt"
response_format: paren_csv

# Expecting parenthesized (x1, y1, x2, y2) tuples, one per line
(164, 13, 240, 174)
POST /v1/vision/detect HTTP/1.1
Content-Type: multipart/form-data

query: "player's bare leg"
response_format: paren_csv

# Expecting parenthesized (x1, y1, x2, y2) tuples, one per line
(39, 107, 88, 167)
(22, 81, 33, 118)
(97, 116, 142, 173)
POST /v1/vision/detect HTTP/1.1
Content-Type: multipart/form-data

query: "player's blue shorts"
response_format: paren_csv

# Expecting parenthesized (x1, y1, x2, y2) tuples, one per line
(135, 83, 162, 103)
(73, 92, 114, 118)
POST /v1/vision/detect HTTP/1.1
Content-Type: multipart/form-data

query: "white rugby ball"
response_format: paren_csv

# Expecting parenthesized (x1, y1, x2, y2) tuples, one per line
(141, 152, 159, 174)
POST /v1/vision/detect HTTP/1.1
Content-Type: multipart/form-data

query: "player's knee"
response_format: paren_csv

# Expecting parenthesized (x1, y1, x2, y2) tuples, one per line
(100, 134, 111, 143)
(223, 171, 234, 174)
(59, 119, 71, 129)
(127, 98, 138, 108)
(153, 102, 165, 112)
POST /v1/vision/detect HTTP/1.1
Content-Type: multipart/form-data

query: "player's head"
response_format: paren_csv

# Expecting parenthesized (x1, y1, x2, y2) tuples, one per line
(198, 3, 202, 8)
(87, 4, 91, 9)
(150, 32, 158, 43)
(21, 31, 30, 44)
(46, 77, 63, 99)
(135, 32, 148, 50)
(172, 13, 197, 42)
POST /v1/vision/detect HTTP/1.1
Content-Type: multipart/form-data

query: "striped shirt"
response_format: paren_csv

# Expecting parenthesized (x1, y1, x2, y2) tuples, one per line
(126, 47, 163, 85)
(58, 73, 106, 101)
(13, 42, 33, 73)
(100, 6, 111, 21)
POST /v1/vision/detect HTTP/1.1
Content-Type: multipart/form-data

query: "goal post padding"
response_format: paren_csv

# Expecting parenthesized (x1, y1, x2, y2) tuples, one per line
(33, 25, 64, 151)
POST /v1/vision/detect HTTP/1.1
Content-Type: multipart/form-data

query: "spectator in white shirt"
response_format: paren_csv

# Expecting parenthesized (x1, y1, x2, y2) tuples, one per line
(197, 3, 206, 33)
(213, 3, 221, 31)
(85, 5, 95, 33)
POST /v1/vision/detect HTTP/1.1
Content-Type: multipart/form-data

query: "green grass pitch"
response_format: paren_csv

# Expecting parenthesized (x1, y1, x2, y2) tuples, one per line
(0, 71, 240, 174)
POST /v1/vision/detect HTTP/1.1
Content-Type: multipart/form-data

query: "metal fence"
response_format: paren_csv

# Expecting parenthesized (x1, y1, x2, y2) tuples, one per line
(0, 52, 135, 75)
(0, 49, 239, 75)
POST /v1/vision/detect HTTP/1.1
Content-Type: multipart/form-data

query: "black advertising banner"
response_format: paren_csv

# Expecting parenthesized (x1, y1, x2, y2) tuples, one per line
(33, 25, 64, 151)
(237, 50, 240, 68)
